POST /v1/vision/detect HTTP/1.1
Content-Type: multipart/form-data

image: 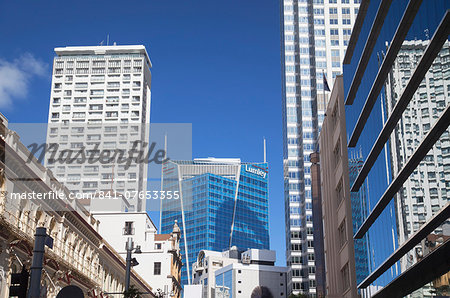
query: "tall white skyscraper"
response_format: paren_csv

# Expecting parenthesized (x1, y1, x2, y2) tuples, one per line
(45, 45, 152, 212)
(280, 0, 360, 294)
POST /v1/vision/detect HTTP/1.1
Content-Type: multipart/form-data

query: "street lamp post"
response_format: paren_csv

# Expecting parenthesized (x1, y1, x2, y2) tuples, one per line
(125, 237, 141, 291)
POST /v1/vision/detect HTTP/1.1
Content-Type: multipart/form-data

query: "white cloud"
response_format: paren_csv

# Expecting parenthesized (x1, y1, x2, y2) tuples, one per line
(0, 53, 48, 109)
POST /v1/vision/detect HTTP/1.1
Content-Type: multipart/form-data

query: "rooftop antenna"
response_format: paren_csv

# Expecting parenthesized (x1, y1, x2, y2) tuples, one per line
(107, 34, 110, 46)
(263, 138, 267, 163)
(99, 40, 104, 46)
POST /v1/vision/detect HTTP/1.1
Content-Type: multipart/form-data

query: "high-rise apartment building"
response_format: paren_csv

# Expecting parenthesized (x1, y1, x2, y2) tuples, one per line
(160, 158, 270, 286)
(386, 39, 450, 247)
(343, 0, 449, 296)
(45, 45, 152, 211)
(385, 39, 450, 296)
(280, 0, 360, 294)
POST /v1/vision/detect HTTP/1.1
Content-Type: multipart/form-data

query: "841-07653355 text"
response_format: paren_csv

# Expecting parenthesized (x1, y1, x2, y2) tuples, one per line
(9, 190, 180, 201)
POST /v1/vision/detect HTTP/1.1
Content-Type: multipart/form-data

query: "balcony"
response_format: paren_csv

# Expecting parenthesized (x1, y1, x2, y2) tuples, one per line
(108, 67, 121, 74)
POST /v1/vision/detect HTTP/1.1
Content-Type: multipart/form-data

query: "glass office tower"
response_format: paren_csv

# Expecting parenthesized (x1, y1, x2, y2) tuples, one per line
(348, 157, 370, 287)
(343, 0, 449, 296)
(160, 158, 269, 286)
(386, 39, 450, 253)
(384, 38, 450, 297)
(280, 0, 360, 294)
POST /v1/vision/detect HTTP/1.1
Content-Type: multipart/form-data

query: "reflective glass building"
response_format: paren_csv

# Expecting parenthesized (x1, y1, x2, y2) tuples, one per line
(160, 158, 270, 286)
(343, 0, 449, 296)
(348, 157, 370, 287)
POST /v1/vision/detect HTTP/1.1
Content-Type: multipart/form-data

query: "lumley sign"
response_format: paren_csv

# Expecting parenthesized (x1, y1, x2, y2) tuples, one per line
(244, 165, 267, 178)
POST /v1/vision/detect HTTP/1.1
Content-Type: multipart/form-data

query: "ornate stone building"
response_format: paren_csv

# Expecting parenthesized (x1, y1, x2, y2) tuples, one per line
(0, 114, 156, 297)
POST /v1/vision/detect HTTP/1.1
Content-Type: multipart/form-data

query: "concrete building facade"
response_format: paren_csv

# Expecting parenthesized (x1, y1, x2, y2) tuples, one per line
(317, 76, 358, 298)
(91, 208, 182, 297)
(45, 45, 152, 212)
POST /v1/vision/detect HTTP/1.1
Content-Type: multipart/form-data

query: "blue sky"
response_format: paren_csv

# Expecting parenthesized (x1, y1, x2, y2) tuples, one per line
(0, 1, 286, 264)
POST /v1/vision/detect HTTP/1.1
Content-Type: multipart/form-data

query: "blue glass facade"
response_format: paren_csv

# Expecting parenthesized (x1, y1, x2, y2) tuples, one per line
(348, 157, 370, 286)
(344, 0, 403, 287)
(343, 0, 449, 293)
(160, 160, 269, 286)
(215, 269, 233, 297)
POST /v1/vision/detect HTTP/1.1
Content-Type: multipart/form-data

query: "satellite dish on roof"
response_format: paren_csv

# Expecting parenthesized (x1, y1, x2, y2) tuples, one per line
(56, 285, 84, 298)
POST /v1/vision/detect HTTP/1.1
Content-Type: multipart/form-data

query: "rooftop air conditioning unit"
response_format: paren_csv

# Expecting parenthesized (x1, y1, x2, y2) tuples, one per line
(242, 255, 251, 264)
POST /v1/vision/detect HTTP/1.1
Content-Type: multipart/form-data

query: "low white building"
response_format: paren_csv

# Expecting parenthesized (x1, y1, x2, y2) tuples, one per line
(91, 204, 182, 298)
(192, 248, 287, 298)
(192, 247, 241, 297)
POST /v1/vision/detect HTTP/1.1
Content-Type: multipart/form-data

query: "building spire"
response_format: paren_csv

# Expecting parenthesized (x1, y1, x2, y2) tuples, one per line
(263, 138, 267, 163)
